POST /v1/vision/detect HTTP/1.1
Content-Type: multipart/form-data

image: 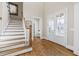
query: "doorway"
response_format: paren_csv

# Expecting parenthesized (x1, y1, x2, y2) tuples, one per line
(31, 17, 41, 39)
(48, 8, 67, 47)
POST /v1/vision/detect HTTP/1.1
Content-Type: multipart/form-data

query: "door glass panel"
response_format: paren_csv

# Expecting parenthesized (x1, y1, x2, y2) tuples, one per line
(56, 13, 64, 36)
(32, 17, 40, 38)
(48, 18, 54, 40)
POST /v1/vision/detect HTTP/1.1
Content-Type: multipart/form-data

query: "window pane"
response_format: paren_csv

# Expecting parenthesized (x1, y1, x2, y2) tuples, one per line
(56, 13, 64, 36)
(49, 20, 54, 31)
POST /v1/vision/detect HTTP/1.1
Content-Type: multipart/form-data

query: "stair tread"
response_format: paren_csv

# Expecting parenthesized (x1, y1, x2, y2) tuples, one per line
(0, 44, 27, 53)
(0, 20, 31, 56)
(0, 45, 26, 56)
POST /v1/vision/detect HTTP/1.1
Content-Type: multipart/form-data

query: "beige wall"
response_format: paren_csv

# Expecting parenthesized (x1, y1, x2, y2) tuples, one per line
(10, 2, 23, 20)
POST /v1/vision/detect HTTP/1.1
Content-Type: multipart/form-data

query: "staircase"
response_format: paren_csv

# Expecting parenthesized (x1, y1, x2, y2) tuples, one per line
(0, 19, 32, 56)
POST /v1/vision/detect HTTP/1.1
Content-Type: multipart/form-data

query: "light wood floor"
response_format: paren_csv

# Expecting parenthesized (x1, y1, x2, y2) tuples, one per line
(19, 38, 76, 56)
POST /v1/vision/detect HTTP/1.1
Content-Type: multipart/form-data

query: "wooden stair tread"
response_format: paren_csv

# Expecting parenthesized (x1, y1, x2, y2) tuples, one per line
(0, 46, 26, 56)
(0, 19, 32, 56)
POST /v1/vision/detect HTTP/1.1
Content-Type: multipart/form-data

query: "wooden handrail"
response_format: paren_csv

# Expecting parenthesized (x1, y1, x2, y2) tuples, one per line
(22, 17, 27, 46)
(29, 25, 32, 47)
(22, 17, 32, 47)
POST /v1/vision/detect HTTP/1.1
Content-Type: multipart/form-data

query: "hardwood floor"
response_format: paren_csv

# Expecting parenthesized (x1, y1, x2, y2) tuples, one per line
(19, 38, 76, 56)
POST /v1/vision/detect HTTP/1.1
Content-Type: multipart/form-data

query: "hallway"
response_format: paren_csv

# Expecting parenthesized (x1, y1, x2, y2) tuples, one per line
(0, 2, 79, 56)
(19, 38, 75, 56)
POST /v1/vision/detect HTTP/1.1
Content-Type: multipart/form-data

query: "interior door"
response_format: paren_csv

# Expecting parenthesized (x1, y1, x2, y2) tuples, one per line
(32, 17, 40, 38)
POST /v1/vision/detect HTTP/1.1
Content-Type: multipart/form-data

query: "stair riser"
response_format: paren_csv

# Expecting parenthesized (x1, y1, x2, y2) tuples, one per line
(7, 25, 22, 27)
(7, 27, 23, 29)
(0, 41, 25, 48)
(5, 31, 24, 32)
(3, 32, 24, 35)
(0, 40, 25, 45)
(2, 34, 24, 36)
(9, 23, 22, 25)
(5, 29, 24, 32)
(0, 44, 25, 52)
(7, 47, 32, 56)
(0, 19, 30, 56)
(0, 37, 25, 41)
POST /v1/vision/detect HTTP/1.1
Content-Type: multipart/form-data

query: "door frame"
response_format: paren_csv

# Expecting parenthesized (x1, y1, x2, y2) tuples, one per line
(31, 16, 42, 39)
(47, 8, 68, 48)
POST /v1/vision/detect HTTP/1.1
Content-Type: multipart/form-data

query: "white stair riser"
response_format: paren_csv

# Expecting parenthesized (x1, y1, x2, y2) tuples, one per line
(7, 27, 23, 29)
(0, 19, 30, 55)
(0, 39, 25, 45)
(8, 25, 22, 27)
(3, 32, 24, 35)
(0, 36, 25, 40)
(0, 44, 25, 52)
(0, 41, 25, 48)
(5, 30, 24, 32)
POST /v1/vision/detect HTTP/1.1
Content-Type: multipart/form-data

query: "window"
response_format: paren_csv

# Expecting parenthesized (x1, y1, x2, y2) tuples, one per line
(56, 13, 64, 36)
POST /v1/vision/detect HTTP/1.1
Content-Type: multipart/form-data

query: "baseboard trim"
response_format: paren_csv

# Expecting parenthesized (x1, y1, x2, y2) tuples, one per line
(41, 37, 48, 40)
(66, 45, 74, 51)
(74, 51, 79, 55)
(7, 47, 32, 56)
(42, 37, 74, 51)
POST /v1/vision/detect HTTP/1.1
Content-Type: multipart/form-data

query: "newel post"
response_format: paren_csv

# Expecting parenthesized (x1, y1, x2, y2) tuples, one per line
(29, 25, 32, 47)
(25, 20, 32, 47)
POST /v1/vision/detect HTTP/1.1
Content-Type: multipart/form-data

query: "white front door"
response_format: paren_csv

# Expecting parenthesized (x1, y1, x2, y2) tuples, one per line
(48, 8, 67, 47)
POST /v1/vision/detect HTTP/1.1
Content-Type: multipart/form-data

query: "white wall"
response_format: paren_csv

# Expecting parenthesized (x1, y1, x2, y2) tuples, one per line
(0, 3, 2, 17)
(43, 3, 74, 49)
(0, 2, 2, 35)
(23, 2, 44, 19)
(23, 2, 75, 50)
(23, 2, 44, 38)
(74, 3, 79, 55)
(1, 2, 9, 34)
